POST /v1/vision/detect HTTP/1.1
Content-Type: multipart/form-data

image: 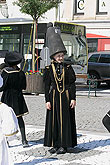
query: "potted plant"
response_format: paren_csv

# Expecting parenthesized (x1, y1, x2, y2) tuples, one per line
(25, 70, 44, 94)
(13, 0, 62, 94)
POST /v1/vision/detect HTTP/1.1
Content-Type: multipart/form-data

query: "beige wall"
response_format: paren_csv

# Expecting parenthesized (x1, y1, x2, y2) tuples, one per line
(72, 0, 110, 37)
(74, 0, 110, 21)
(0, 0, 74, 23)
(1, 0, 110, 26)
(84, 0, 96, 20)
(60, 0, 73, 21)
(0, 0, 32, 19)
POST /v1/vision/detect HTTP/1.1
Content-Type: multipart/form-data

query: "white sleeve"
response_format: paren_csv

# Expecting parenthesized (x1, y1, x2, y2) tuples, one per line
(0, 75, 3, 87)
(0, 103, 18, 136)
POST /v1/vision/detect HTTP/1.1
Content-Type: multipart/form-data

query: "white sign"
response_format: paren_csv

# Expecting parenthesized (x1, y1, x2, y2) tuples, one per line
(105, 44, 110, 50)
(0, 58, 4, 64)
(24, 54, 32, 59)
(76, 0, 84, 14)
(99, 0, 108, 13)
(35, 39, 44, 43)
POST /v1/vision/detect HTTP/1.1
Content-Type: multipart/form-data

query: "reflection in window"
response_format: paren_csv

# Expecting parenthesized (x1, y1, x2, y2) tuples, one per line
(87, 39, 98, 53)
(61, 33, 87, 66)
(99, 54, 110, 63)
(88, 54, 100, 62)
(0, 34, 20, 52)
(24, 34, 32, 55)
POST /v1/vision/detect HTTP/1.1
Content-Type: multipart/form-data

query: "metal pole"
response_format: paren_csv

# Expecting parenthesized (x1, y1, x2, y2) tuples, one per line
(59, 4, 60, 21)
(88, 79, 91, 98)
(32, 20, 36, 72)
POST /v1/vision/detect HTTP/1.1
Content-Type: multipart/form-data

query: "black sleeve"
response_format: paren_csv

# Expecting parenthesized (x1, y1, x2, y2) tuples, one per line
(68, 65, 76, 100)
(43, 67, 51, 102)
(19, 71, 26, 90)
(0, 70, 8, 92)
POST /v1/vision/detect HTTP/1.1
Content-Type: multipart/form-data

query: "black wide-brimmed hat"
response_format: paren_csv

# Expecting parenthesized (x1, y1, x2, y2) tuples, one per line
(46, 27, 67, 59)
(4, 51, 23, 66)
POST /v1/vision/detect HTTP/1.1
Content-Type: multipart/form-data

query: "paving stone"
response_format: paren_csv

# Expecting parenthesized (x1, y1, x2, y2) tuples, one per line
(7, 87, 110, 164)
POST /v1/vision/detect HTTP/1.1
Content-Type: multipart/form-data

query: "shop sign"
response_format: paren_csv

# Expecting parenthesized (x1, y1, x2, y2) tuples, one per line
(99, 0, 108, 13)
(76, 0, 84, 14)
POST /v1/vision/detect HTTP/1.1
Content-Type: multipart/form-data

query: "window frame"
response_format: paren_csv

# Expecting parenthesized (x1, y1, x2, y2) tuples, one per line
(96, 0, 108, 15)
(98, 54, 110, 63)
(87, 39, 98, 53)
(88, 54, 100, 63)
(74, 0, 84, 15)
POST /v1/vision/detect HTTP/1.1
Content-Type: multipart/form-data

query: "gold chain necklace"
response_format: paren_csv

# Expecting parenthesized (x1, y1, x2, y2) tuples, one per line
(51, 60, 63, 81)
(52, 63, 65, 93)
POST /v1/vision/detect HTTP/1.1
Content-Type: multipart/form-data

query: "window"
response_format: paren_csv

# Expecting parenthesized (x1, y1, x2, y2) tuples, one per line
(99, 54, 110, 63)
(87, 39, 98, 53)
(0, 0, 6, 3)
(88, 54, 100, 62)
(96, 0, 108, 15)
(75, 0, 84, 15)
(0, 34, 20, 52)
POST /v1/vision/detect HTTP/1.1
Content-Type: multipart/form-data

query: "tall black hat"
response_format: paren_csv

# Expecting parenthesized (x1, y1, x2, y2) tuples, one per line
(4, 51, 23, 66)
(46, 27, 67, 59)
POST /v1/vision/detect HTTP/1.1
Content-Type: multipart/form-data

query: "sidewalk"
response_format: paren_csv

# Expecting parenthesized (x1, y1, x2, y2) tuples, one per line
(9, 125, 110, 165)
(76, 83, 110, 97)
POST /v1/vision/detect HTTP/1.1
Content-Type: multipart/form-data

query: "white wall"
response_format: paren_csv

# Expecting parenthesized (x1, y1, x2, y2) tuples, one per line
(0, 0, 66, 22)
(0, 0, 32, 19)
(39, 0, 73, 23)
(7, 0, 31, 18)
(0, 0, 74, 23)
(84, 0, 96, 20)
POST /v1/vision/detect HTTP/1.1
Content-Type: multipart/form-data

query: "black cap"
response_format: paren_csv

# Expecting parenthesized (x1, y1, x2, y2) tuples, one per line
(4, 51, 23, 66)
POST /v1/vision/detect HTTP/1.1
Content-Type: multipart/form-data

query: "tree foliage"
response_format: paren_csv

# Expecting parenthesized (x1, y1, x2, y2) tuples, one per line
(13, 0, 62, 20)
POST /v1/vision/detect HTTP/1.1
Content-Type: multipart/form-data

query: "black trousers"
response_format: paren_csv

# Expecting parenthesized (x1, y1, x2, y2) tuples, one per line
(102, 111, 110, 132)
(17, 116, 27, 142)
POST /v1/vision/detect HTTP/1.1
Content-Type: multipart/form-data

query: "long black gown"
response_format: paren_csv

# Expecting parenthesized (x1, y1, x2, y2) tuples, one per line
(0, 66, 29, 117)
(43, 61, 77, 148)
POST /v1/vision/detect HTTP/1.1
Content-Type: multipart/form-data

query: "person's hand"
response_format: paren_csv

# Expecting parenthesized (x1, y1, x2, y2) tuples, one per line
(46, 102, 51, 110)
(70, 100, 76, 109)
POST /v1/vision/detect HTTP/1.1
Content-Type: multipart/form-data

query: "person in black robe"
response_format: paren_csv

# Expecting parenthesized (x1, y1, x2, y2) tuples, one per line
(0, 51, 29, 148)
(43, 27, 77, 154)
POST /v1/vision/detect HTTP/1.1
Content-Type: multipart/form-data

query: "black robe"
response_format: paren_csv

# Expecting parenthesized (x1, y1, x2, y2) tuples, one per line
(0, 67, 29, 117)
(43, 62, 77, 148)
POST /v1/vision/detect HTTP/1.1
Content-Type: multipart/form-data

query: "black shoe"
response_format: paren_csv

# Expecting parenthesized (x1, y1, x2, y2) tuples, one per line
(56, 147, 67, 154)
(22, 140, 29, 148)
(48, 147, 57, 154)
(7, 140, 9, 147)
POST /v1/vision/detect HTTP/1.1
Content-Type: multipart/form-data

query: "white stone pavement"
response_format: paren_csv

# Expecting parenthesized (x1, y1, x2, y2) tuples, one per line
(8, 125, 110, 165)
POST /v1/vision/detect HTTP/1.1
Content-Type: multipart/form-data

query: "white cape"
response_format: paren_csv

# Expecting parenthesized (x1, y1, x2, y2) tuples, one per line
(0, 103, 18, 165)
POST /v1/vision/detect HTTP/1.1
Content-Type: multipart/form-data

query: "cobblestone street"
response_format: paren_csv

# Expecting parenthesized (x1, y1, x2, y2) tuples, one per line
(7, 86, 110, 164)
(24, 86, 110, 133)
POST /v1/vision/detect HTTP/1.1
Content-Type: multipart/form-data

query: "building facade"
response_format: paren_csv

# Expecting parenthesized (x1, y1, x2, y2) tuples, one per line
(0, 0, 110, 54)
(72, 0, 110, 53)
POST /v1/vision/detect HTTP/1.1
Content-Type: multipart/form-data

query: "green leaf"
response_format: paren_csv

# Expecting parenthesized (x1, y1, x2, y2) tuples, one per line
(13, 0, 62, 20)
